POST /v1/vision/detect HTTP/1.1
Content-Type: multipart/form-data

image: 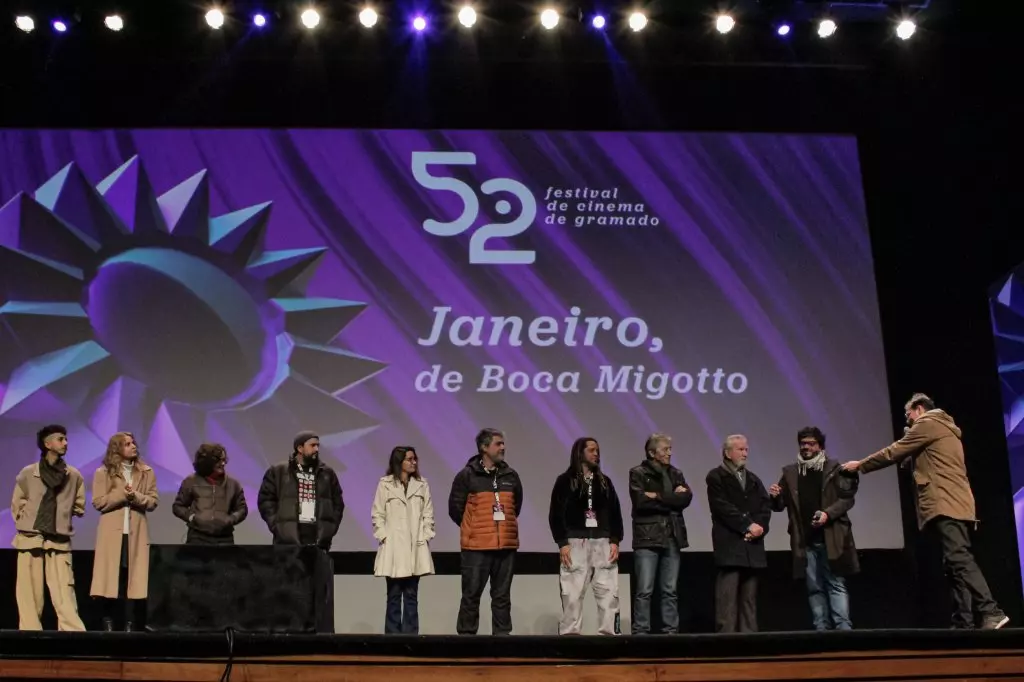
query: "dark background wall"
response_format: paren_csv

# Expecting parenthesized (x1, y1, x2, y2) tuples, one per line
(0, 1, 1019, 632)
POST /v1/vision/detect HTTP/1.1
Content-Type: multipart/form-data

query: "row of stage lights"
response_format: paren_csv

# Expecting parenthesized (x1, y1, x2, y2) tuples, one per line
(12, 6, 921, 41)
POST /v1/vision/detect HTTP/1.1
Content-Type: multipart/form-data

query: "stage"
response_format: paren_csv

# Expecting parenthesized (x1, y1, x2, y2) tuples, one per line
(0, 629, 1022, 681)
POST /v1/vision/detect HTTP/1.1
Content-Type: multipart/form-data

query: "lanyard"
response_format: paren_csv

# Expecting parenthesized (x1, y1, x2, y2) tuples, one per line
(585, 474, 593, 511)
(491, 472, 500, 504)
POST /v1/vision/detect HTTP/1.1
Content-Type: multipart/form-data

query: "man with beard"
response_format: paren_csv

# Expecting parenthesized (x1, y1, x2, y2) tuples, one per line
(257, 431, 344, 549)
(706, 434, 772, 633)
(628, 433, 692, 635)
(10, 424, 87, 631)
(769, 427, 859, 631)
(448, 428, 524, 635)
(843, 393, 1009, 630)
(548, 437, 624, 635)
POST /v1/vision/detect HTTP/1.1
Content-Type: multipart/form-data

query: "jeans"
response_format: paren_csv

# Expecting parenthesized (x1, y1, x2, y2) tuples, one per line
(385, 576, 420, 634)
(457, 550, 515, 635)
(805, 542, 851, 631)
(632, 540, 680, 634)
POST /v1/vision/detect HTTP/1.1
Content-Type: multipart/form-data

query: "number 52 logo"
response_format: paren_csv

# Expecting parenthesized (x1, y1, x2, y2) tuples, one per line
(411, 151, 537, 265)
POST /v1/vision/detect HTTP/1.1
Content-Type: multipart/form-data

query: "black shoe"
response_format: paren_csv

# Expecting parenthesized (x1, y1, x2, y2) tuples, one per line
(981, 614, 1009, 630)
(124, 621, 135, 633)
(102, 617, 115, 632)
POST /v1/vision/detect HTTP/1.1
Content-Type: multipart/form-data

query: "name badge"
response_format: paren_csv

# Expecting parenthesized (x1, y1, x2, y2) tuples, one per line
(585, 510, 598, 528)
(492, 503, 505, 521)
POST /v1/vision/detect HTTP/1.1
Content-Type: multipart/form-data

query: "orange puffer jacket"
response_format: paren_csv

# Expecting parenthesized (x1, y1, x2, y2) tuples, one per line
(447, 456, 524, 551)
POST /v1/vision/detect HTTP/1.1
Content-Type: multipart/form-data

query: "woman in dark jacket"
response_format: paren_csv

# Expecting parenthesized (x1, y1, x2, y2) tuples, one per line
(172, 443, 248, 544)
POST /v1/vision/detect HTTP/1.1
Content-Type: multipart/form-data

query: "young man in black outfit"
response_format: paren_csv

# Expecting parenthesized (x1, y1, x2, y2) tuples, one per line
(548, 437, 624, 635)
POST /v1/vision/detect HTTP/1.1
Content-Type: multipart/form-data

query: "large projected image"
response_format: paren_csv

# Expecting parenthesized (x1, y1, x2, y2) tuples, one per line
(0, 129, 901, 552)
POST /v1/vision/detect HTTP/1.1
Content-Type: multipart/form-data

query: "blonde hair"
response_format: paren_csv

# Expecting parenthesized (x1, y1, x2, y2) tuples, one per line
(102, 431, 141, 477)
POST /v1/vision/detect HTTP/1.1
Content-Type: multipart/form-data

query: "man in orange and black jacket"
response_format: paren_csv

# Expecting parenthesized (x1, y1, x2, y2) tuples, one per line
(448, 428, 524, 635)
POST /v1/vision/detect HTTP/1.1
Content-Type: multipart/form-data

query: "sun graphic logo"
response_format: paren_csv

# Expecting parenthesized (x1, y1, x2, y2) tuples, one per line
(0, 157, 386, 516)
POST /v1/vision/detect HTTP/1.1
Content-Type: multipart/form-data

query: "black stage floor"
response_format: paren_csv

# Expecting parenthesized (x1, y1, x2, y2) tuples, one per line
(2, 630, 1024, 681)
(0, 627, 1022, 659)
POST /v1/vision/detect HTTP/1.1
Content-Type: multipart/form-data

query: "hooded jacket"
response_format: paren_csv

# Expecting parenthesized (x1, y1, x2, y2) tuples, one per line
(861, 409, 976, 528)
(448, 456, 523, 551)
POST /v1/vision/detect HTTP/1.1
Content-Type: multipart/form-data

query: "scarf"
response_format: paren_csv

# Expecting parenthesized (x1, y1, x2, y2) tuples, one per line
(797, 450, 827, 476)
(649, 460, 675, 496)
(722, 458, 746, 487)
(34, 456, 68, 536)
(206, 470, 225, 486)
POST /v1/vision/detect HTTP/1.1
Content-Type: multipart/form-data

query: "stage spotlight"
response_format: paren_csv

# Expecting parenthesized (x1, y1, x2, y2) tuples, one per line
(104, 14, 124, 31)
(817, 18, 837, 38)
(776, 23, 791, 36)
(14, 15, 34, 32)
(896, 19, 916, 40)
(591, 14, 605, 29)
(715, 14, 735, 34)
(540, 8, 559, 29)
(52, 19, 68, 33)
(628, 11, 647, 32)
(359, 7, 378, 28)
(253, 13, 267, 27)
(458, 5, 476, 28)
(301, 8, 320, 29)
(412, 15, 427, 31)
(205, 8, 225, 29)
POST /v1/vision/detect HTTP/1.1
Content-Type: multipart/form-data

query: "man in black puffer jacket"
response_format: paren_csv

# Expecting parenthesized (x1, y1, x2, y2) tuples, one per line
(257, 431, 344, 549)
(628, 433, 693, 634)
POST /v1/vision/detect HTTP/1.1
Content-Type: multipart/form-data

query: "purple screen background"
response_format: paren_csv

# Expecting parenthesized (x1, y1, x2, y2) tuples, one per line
(0, 129, 901, 551)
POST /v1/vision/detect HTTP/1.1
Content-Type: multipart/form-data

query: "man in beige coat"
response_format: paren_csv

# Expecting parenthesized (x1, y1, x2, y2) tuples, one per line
(843, 393, 1009, 630)
(10, 424, 87, 631)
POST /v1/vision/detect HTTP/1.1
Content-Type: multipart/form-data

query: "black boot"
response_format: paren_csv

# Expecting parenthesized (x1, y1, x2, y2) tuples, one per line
(102, 617, 115, 632)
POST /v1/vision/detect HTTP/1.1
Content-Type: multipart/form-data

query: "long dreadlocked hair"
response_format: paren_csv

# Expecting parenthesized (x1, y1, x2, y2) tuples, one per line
(566, 437, 608, 493)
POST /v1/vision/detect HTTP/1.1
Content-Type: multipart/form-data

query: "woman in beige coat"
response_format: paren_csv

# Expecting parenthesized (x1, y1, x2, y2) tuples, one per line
(371, 446, 435, 634)
(90, 432, 158, 631)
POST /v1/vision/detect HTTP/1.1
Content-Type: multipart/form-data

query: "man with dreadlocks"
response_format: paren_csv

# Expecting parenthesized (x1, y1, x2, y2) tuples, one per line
(10, 424, 87, 631)
(548, 437, 624, 635)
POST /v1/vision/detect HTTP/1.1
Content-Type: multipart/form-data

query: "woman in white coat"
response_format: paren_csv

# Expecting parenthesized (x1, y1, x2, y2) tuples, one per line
(372, 446, 435, 634)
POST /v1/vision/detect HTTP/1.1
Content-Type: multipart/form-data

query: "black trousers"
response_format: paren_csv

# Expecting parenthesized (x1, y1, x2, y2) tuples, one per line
(101, 534, 140, 626)
(714, 567, 759, 633)
(928, 516, 999, 627)
(457, 550, 515, 635)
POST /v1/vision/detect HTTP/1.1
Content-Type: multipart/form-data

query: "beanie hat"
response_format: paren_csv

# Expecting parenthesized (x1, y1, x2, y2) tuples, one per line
(293, 431, 319, 452)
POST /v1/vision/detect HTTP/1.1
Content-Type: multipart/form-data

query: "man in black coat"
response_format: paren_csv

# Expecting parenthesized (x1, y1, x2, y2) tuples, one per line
(628, 433, 693, 634)
(257, 431, 345, 549)
(769, 427, 859, 631)
(706, 434, 771, 633)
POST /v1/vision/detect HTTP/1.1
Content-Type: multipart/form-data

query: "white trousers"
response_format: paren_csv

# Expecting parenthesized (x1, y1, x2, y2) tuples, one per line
(558, 537, 619, 635)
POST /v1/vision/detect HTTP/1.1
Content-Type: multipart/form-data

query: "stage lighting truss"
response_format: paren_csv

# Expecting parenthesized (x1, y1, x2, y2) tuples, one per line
(7, 3, 931, 45)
